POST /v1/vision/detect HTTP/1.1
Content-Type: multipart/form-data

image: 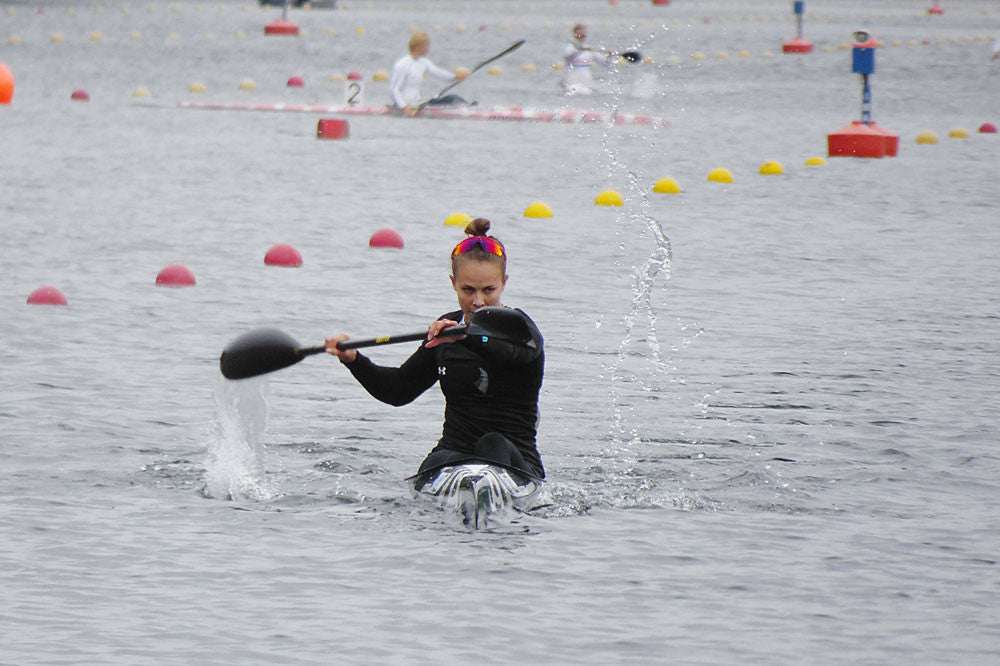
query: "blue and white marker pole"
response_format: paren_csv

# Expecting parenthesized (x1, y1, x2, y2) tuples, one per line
(851, 30, 876, 125)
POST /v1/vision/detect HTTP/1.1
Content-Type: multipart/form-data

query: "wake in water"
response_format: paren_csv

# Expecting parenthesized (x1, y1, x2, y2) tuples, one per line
(202, 377, 277, 502)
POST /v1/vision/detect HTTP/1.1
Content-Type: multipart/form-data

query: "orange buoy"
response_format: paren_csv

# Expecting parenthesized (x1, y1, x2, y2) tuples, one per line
(0, 62, 14, 104)
(782, 37, 814, 54)
(26, 286, 68, 305)
(155, 264, 196, 287)
(71, 89, 90, 101)
(317, 118, 349, 139)
(264, 243, 303, 267)
(369, 228, 404, 249)
(287, 75, 304, 87)
(264, 19, 299, 36)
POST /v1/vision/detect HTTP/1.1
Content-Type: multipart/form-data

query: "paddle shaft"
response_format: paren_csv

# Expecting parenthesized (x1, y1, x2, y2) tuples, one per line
(297, 323, 468, 356)
(420, 40, 525, 109)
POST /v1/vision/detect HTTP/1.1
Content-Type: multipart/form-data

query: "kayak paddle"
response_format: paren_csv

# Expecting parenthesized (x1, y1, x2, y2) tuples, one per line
(419, 39, 526, 110)
(219, 306, 533, 380)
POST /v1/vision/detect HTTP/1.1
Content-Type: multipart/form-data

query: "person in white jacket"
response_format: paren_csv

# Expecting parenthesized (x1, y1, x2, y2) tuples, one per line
(390, 31, 468, 115)
(562, 24, 610, 95)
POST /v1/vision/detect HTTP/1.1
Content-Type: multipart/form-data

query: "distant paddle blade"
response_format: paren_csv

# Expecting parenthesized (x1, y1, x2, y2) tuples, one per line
(220, 328, 308, 380)
(467, 306, 532, 345)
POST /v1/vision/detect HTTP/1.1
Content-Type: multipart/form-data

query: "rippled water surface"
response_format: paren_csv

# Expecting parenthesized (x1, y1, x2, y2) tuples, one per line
(3, 0, 999, 663)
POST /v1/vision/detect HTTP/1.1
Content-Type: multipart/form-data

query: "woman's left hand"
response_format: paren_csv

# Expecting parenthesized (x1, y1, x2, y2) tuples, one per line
(426, 318, 465, 348)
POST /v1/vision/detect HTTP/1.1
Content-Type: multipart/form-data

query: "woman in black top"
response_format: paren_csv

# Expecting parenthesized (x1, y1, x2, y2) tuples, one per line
(324, 218, 545, 480)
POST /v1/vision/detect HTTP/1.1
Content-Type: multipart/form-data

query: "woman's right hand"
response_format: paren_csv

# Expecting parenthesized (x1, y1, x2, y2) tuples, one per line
(325, 334, 358, 364)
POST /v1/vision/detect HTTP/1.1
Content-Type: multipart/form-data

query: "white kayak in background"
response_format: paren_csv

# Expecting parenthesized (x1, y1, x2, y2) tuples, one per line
(411, 463, 542, 529)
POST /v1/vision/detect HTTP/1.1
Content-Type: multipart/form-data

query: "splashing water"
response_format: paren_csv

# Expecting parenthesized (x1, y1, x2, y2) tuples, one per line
(203, 377, 276, 501)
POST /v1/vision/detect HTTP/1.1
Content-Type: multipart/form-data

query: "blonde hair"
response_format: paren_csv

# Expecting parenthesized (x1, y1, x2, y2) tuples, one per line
(409, 31, 429, 54)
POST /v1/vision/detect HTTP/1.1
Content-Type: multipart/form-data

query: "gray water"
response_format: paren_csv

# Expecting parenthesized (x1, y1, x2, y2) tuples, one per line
(3, 0, 999, 663)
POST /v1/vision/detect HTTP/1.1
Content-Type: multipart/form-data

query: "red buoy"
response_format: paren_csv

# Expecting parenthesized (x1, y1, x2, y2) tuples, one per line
(369, 228, 405, 249)
(782, 37, 814, 54)
(652, 0, 670, 5)
(264, 19, 299, 36)
(347, 72, 363, 81)
(287, 76, 304, 87)
(26, 286, 68, 306)
(264, 243, 303, 267)
(155, 264, 196, 287)
(927, 6, 943, 15)
(70, 89, 90, 101)
(827, 121, 899, 158)
(0, 62, 14, 105)
(317, 118, 349, 139)
(979, 122, 997, 134)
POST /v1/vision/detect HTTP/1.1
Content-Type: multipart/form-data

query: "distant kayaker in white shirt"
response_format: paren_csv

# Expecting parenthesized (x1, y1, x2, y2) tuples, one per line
(390, 31, 468, 116)
(562, 24, 610, 95)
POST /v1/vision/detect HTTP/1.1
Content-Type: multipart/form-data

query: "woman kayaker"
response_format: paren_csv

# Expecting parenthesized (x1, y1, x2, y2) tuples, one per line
(324, 218, 545, 480)
(389, 31, 469, 116)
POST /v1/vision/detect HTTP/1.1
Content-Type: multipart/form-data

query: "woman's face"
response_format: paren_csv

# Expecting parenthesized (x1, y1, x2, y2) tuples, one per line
(413, 40, 429, 57)
(450, 259, 507, 321)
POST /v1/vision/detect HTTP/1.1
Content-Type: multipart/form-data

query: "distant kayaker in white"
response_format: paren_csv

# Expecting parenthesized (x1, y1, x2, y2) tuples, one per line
(390, 31, 468, 116)
(562, 24, 610, 95)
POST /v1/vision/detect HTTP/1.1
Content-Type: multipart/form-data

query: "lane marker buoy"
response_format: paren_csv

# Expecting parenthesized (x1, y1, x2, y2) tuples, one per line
(265, 244, 303, 267)
(369, 228, 404, 248)
(27, 286, 68, 305)
(524, 201, 553, 218)
(155, 264, 196, 287)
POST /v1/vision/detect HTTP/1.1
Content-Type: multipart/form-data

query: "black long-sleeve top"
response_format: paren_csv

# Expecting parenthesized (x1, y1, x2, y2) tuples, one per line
(344, 308, 545, 478)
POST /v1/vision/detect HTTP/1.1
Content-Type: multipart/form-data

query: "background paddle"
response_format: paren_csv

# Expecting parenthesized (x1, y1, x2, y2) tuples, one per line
(219, 306, 533, 380)
(419, 39, 525, 110)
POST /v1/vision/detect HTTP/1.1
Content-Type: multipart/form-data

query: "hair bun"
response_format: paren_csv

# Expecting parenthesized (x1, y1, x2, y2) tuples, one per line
(464, 217, 491, 237)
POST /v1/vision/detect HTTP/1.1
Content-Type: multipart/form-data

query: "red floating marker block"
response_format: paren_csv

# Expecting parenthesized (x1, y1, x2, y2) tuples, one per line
(71, 89, 89, 101)
(155, 264, 196, 287)
(369, 228, 404, 249)
(264, 243, 303, 267)
(287, 76, 304, 87)
(347, 72, 362, 81)
(317, 118, 349, 139)
(26, 286, 68, 306)
(927, 5, 943, 15)
(652, 0, 670, 5)
(264, 19, 299, 36)
(782, 37, 814, 54)
(827, 121, 899, 159)
(979, 122, 997, 134)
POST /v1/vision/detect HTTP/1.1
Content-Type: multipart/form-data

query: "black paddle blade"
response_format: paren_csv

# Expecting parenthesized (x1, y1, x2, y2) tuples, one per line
(220, 327, 310, 380)
(466, 306, 533, 346)
(622, 50, 642, 63)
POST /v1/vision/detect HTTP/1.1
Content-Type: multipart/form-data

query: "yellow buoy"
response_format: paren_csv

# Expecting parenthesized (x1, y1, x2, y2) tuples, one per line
(642, 56, 655, 64)
(758, 160, 783, 175)
(521, 63, 536, 73)
(189, 82, 207, 93)
(595, 190, 624, 206)
(329, 73, 345, 82)
(443, 213, 472, 227)
(707, 168, 733, 183)
(488, 65, 502, 75)
(9, 36, 22, 45)
(804, 156, 827, 166)
(652, 177, 681, 194)
(51, 33, 65, 43)
(455, 67, 471, 78)
(132, 87, 151, 98)
(372, 70, 389, 82)
(130, 31, 142, 41)
(715, 52, 728, 59)
(90, 32, 103, 42)
(552, 62, 564, 70)
(692, 52, 706, 61)
(916, 130, 939, 144)
(524, 202, 553, 218)
(235, 30, 246, 39)
(949, 127, 969, 138)
(738, 50, 751, 58)
(355, 27, 366, 34)
(326, 28, 336, 35)
(238, 78, 256, 91)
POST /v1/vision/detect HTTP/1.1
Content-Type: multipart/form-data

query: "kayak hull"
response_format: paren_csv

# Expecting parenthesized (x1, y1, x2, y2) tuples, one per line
(412, 463, 541, 529)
